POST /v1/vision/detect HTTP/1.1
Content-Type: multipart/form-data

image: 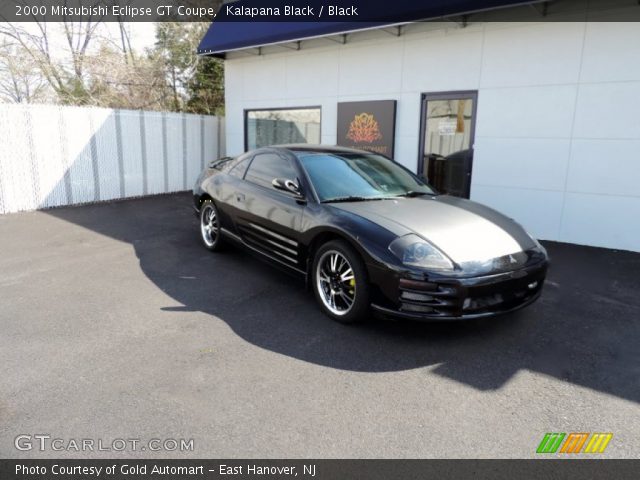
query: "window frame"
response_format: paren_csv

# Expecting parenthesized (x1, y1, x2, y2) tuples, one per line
(243, 106, 322, 152)
(227, 154, 252, 178)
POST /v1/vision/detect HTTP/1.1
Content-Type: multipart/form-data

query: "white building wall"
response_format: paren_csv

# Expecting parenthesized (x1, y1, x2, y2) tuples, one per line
(224, 22, 640, 252)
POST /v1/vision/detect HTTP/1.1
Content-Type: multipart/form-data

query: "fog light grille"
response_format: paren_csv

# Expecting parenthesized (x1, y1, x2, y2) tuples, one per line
(397, 277, 461, 316)
(400, 291, 434, 302)
(399, 279, 437, 291)
(400, 303, 434, 313)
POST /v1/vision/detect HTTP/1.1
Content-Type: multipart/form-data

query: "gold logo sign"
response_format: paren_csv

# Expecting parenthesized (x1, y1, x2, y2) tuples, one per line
(346, 113, 383, 143)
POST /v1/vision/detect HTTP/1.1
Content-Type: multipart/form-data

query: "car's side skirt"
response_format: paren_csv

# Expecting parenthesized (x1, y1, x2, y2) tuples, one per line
(220, 227, 307, 276)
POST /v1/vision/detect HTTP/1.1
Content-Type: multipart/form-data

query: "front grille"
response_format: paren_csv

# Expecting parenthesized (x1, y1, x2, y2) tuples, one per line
(462, 275, 543, 314)
(398, 266, 545, 317)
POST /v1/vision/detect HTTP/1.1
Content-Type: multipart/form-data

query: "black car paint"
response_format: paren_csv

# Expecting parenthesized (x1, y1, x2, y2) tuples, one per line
(193, 145, 548, 320)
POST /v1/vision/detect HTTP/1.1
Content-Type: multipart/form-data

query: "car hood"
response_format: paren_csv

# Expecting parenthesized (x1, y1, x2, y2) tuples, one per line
(331, 195, 536, 264)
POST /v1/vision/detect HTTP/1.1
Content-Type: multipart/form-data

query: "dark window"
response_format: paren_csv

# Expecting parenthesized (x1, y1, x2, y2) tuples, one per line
(228, 157, 250, 178)
(420, 92, 477, 198)
(245, 153, 298, 190)
(245, 107, 321, 150)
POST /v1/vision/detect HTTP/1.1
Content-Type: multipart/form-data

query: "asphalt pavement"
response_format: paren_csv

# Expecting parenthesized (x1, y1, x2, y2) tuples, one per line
(1, 193, 638, 458)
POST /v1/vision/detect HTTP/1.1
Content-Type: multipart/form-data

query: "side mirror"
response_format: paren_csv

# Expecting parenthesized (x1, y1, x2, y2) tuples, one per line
(272, 178, 302, 197)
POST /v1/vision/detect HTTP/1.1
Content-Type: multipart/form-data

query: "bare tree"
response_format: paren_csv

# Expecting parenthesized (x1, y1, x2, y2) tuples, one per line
(0, 39, 50, 103)
(0, 2, 103, 103)
(0, 13, 221, 112)
(84, 43, 170, 110)
(116, 20, 135, 66)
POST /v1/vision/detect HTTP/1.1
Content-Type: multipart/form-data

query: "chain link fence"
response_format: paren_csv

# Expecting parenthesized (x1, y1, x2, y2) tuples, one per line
(0, 104, 224, 214)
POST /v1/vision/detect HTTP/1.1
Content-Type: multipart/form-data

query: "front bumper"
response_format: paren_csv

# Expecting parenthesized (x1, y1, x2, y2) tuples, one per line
(370, 260, 548, 321)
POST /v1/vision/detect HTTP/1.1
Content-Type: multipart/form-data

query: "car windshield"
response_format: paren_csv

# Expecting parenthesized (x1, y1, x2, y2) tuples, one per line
(298, 152, 436, 203)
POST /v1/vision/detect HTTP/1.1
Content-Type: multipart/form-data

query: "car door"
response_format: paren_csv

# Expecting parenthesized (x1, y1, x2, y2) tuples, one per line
(233, 152, 306, 270)
(212, 154, 252, 235)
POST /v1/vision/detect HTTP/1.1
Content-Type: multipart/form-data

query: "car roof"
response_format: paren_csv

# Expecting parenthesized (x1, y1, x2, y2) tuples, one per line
(263, 144, 371, 156)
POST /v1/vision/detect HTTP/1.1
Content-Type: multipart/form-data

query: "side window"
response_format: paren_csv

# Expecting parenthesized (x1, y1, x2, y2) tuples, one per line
(228, 157, 250, 178)
(244, 153, 297, 190)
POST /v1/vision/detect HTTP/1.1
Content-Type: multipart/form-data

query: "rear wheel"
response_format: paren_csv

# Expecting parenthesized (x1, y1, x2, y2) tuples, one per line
(199, 199, 223, 251)
(312, 240, 370, 324)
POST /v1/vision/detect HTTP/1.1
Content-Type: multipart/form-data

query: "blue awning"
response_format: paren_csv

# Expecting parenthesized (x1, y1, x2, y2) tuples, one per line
(198, 21, 386, 56)
(199, 0, 546, 57)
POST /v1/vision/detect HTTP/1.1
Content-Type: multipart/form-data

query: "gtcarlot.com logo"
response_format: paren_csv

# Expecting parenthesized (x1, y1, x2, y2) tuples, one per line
(536, 432, 613, 454)
(15, 434, 194, 452)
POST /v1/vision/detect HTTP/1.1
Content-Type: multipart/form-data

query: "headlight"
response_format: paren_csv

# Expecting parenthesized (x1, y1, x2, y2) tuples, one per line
(389, 234, 454, 271)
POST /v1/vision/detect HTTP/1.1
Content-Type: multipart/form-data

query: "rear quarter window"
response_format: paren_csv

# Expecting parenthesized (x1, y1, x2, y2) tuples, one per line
(228, 157, 251, 178)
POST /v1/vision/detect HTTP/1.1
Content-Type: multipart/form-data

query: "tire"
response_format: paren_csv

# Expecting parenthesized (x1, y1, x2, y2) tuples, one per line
(199, 199, 224, 251)
(312, 240, 370, 324)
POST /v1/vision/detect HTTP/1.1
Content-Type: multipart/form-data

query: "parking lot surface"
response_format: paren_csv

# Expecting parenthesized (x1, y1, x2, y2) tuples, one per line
(1, 193, 639, 458)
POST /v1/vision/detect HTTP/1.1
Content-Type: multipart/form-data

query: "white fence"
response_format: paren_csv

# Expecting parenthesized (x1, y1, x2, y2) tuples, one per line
(0, 104, 225, 214)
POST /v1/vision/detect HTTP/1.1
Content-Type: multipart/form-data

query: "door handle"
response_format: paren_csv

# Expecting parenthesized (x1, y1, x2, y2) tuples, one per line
(236, 192, 245, 203)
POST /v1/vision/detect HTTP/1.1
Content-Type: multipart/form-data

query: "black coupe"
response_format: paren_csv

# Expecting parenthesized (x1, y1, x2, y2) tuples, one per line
(193, 145, 548, 323)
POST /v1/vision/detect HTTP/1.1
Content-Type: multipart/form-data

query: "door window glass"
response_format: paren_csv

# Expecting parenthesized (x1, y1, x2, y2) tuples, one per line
(245, 153, 297, 189)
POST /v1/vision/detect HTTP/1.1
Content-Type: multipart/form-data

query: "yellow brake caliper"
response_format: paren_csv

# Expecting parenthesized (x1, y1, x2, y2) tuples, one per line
(349, 278, 356, 295)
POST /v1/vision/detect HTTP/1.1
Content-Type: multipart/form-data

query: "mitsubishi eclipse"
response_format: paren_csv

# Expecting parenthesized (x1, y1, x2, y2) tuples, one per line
(193, 145, 548, 323)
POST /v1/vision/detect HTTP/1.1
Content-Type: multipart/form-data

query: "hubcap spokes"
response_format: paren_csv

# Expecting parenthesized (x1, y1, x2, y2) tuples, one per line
(201, 206, 219, 246)
(317, 250, 356, 315)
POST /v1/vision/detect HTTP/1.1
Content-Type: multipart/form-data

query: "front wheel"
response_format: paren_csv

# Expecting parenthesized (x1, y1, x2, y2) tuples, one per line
(199, 199, 224, 251)
(312, 240, 370, 324)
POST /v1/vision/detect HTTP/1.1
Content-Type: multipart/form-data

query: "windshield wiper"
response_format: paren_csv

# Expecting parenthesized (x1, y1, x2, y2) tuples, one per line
(321, 196, 393, 203)
(395, 191, 431, 198)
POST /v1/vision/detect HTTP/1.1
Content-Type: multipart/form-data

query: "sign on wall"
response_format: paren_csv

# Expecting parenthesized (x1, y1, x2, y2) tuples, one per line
(337, 100, 397, 159)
